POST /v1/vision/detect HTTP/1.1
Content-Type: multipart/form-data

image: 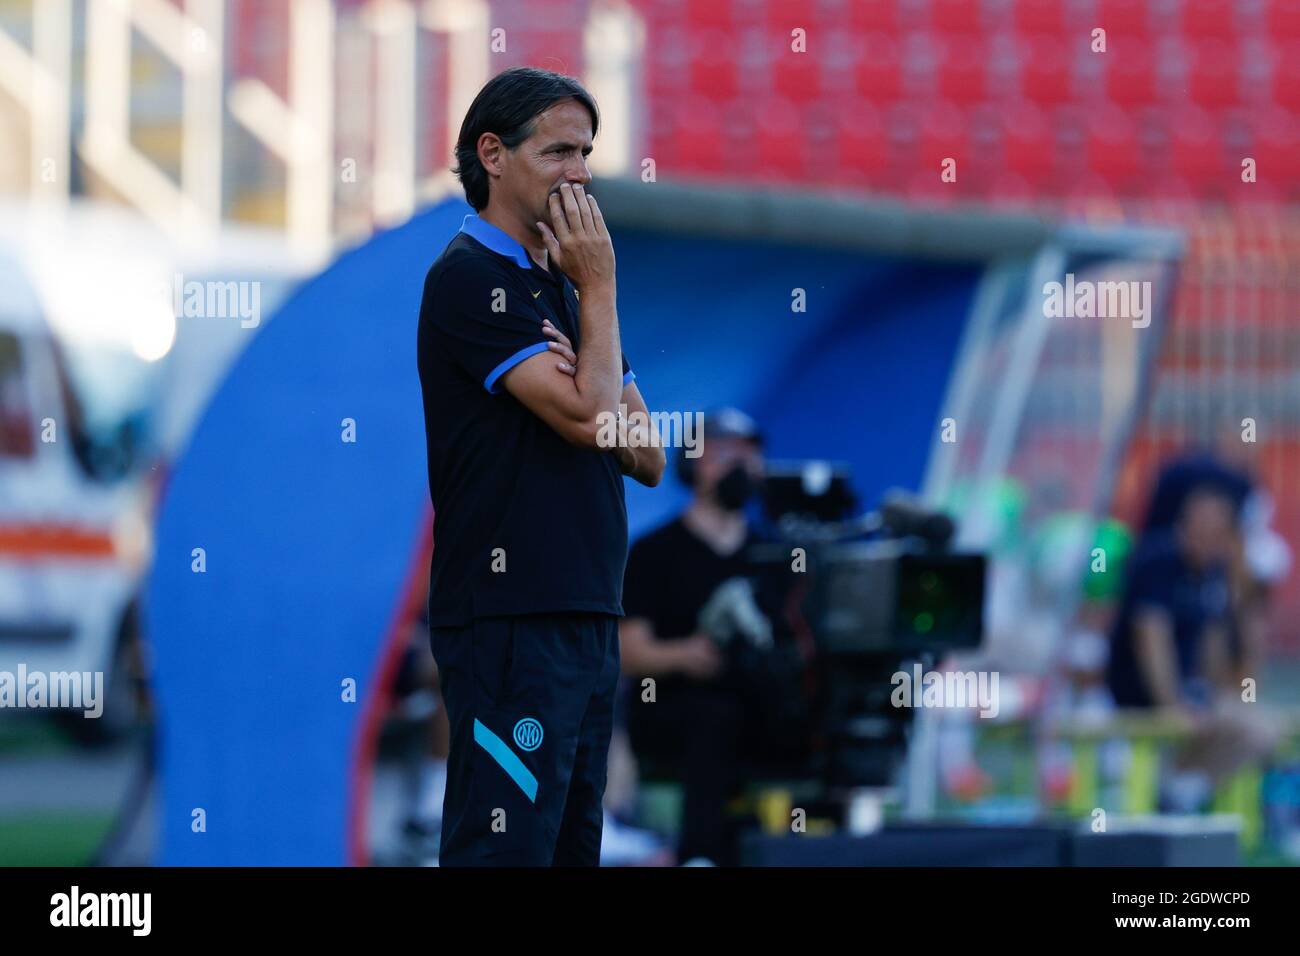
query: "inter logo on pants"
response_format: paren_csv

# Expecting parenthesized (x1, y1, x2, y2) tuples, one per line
(513, 717, 543, 751)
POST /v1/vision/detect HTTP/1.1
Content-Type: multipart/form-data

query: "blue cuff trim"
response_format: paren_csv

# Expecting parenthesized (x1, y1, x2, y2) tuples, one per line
(623, 370, 636, 386)
(484, 342, 550, 394)
(473, 718, 538, 802)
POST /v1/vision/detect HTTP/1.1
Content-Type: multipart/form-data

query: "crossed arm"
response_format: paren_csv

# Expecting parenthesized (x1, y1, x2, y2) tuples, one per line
(499, 320, 664, 488)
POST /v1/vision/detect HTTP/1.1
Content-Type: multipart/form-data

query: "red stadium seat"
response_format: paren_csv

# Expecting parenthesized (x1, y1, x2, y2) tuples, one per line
(1084, 106, 1140, 188)
(1012, 0, 1068, 37)
(687, 30, 740, 102)
(1170, 108, 1226, 191)
(755, 98, 807, 180)
(765, 0, 839, 30)
(684, 0, 736, 31)
(1175, 110, 1222, 188)
(928, 0, 984, 35)
(916, 102, 969, 176)
(1181, 0, 1238, 40)
(938, 37, 990, 104)
(1103, 46, 1157, 106)
(1051, 102, 1091, 171)
(771, 30, 824, 102)
(1265, 0, 1300, 41)
(672, 98, 726, 173)
(849, 0, 902, 35)
(855, 33, 904, 103)
(724, 110, 762, 180)
(1018, 36, 1075, 105)
(1001, 102, 1055, 187)
(1096, 0, 1152, 39)
(1253, 107, 1300, 187)
(764, 0, 811, 19)
(833, 103, 890, 183)
(965, 103, 1007, 194)
(1271, 43, 1300, 109)
(1189, 41, 1241, 110)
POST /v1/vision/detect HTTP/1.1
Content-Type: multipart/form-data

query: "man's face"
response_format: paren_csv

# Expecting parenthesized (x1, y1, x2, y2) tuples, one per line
(494, 98, 594, 234)
(1179, 492, 1236, 568)
(695, 435, 764, 498)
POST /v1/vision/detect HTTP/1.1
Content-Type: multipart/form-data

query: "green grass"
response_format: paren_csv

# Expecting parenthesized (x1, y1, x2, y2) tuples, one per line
(0, 811, 114, 866)
(0, 716, 76, 757)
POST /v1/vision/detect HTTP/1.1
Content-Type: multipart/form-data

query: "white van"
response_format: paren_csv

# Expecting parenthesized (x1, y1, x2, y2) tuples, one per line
(0, 251, 152, 744)
(0, 201, 313, 744)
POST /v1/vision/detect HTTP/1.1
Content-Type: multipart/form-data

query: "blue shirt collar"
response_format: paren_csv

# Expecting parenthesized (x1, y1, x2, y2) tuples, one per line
(459, 214, 533, 270)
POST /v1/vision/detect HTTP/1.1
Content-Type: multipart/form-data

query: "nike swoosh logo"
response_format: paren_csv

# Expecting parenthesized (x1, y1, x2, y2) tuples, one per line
(531, 290, 542, 298)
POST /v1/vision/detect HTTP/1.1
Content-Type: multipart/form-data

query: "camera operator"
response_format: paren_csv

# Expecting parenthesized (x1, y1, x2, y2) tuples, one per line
(619, 408, 790, 866)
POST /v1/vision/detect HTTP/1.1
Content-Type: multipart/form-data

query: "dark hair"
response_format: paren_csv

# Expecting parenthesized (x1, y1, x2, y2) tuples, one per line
(453, 67, 600, 212)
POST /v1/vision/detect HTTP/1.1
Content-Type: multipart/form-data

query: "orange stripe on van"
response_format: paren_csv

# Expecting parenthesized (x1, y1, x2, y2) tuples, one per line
(0, 524, 116, 559)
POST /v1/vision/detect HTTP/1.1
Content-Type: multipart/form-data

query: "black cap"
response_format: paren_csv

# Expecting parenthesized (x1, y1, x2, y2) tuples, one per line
(701, 407, 763, 445)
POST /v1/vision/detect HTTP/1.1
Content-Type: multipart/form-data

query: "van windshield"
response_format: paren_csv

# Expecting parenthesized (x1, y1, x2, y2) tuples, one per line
(51, 337, 146, 482)
(0, 329, 36, 459)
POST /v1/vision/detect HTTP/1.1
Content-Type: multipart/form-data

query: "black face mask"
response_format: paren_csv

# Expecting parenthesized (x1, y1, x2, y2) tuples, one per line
(714, 464, 755, 512)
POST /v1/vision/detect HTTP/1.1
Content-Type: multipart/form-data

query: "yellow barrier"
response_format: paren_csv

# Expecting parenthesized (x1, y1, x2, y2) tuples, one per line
(1048, 711, 1300, 852)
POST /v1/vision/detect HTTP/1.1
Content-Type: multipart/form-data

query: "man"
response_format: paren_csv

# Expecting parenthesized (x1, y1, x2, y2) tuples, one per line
(1137, 437, 1290, 689)
(416, 67, 664, 866)
(1108, 486, 1237, 713)
(621, 408, 802, 865)
(1107, 485, 1280, 810)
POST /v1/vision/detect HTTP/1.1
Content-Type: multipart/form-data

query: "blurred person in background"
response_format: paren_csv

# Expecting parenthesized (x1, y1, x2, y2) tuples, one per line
(1138, 434, 1292, 697)
(619, 408, 804, 865)
(1107, 485, 1282, 812)
(389, 602, 450, 865)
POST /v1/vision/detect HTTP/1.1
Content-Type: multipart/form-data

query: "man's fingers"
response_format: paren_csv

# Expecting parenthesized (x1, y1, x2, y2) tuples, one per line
(546, 340, 577, 364)
(537, 219, 561, 258)
(557, 361, 576, 376)
(586, 194, 607, 237)
(546, 194, 571, 242)
(572, 183, 596, 233)
(542, 320, 573, 351)
(560, 183, 584, 234)
(543, 321, 576, 366)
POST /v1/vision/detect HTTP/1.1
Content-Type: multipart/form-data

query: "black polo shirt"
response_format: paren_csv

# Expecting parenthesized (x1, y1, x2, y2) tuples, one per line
(1106, 529, 1231, 708)
(417, 213, 635, 626)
